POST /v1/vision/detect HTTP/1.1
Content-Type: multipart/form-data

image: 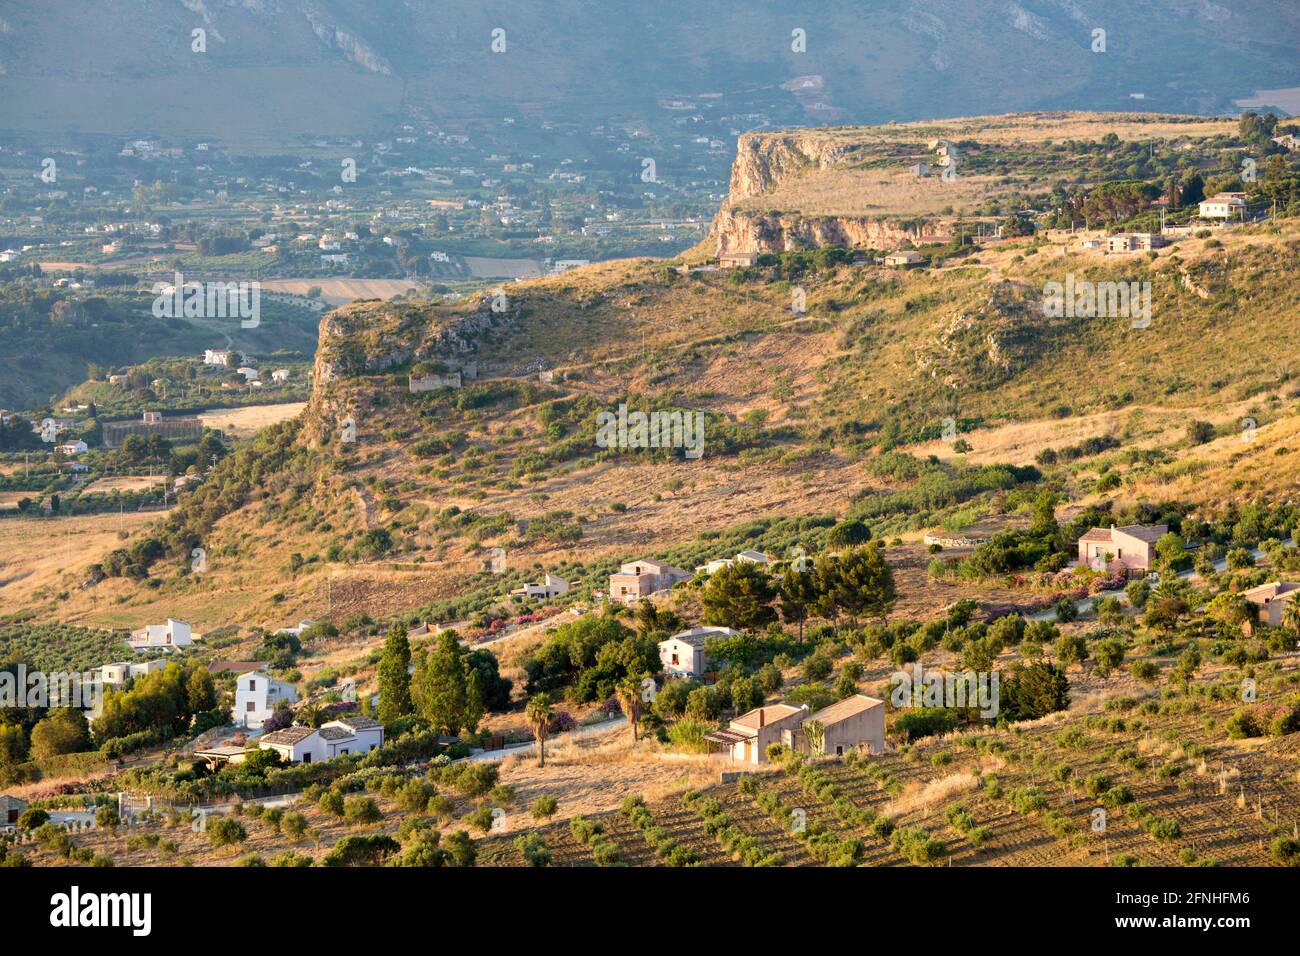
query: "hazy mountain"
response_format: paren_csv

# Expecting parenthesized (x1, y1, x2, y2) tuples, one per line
(1, 0, 1297, 148)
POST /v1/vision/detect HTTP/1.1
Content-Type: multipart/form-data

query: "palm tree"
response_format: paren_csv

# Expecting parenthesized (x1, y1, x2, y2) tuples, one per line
(526, 693, 553, 768)
(615, 677, 645, 742)
(1283, 601, 1300, 648)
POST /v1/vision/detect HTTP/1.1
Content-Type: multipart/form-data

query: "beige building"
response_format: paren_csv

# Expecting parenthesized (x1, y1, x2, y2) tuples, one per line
(1076, 524, 1167, 572)
(658, 626, 740, 678)
(708, 703, 808, 764)
(1106, 233, 1167, 253)
(718, 250, 759, 268)
(1241, 581, 1300, 627)
(793, 694, 887, 757)
(609, 559, 690, 604)
(706, 694, 888, 763)
(884, 250, 923, 267)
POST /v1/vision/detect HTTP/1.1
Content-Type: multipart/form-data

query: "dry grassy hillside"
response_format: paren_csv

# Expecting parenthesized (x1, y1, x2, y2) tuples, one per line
(8, 212, 1295, 657)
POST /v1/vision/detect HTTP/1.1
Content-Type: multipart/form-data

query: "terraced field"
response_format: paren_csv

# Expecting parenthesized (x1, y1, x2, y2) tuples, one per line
(475, 665, 1300, 868)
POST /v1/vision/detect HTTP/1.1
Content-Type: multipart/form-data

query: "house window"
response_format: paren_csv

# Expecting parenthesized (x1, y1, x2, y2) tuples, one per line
(248, 679, 256, 691)
(246, 702, 255, 712)
(671, 653, 680, 665)
(301, 752, 312, 764)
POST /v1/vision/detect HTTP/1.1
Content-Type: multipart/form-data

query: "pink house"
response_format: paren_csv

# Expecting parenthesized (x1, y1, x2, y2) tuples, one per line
(1076, 524, 1167, 571)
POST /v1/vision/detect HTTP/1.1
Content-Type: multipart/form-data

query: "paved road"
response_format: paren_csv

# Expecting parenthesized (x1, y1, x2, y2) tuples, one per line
(459, 714, 628, 764)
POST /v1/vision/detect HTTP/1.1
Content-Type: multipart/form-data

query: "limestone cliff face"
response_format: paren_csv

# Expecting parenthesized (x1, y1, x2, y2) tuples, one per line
(723, 132, 852, 204)
(713, 206, 923, 254)
(304, 296, 517, 445)
(712, 131, 923, 254)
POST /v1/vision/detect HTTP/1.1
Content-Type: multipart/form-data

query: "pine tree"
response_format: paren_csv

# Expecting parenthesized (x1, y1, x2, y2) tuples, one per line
(415, 633, 469, 736)
(376, 625, 412, 723)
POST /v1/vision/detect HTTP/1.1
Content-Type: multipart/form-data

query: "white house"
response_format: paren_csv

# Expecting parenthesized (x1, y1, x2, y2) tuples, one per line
(271, 369, 290, 384)
(87, 660, 169, 723)
(258, 726, 321, 763)
(275, 619, 316, 638)
(204, 348, 233, 366)
(1199, 192, 1248, 220)
(259, 717, 384, 764)
(320, 716, 384, 757)
(658, 626, 741, 678)
(234, 671, 298, 729)
(128, 619, 195, 652)
(98, 659, 168, 687)
(237, 367, 260, 382)
(699, 549, 771, 576)
(57, 439, 88, 455)
(510, 573, 570, 600)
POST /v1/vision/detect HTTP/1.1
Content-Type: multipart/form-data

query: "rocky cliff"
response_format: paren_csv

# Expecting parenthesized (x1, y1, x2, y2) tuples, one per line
(304, 294, 518, 444)
(712, 131, 926, 254)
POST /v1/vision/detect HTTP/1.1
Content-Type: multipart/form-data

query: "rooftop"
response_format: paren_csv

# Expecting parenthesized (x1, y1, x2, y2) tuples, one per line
(333, 716, 382, 731)
(260, 726, 316, 746)
(732, 703, 803, 730)
(808, 694, 886, 725)
(665, 626, 740, 648)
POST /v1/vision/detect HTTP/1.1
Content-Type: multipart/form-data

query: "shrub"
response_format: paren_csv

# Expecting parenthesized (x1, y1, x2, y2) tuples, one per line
(890, 826, 945, 865)
(531, 795, 558, 820)
(207, 817, 247, 848)
(318, 789, 345, 818)
(443, 830, 477, 867)
(1271, 837, 1300, 866)
(465, 804, 498, 833)
(1225, 709, 1263, 739)
(16, 808, 49, 830)
(281, 811, 308, 840)
(343, 795, 382, 825)
(515, 833, 551, 867)
(570, 816, 603, 844)
(322, 835, 400, 867)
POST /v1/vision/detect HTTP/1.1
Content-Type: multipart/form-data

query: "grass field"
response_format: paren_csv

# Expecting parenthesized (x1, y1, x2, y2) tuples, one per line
(198, 402, 308, 438)
(257, 279, 422, 306)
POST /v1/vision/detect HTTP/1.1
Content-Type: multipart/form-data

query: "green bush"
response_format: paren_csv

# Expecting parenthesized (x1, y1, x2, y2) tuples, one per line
(207, 817, 247, 848)
(531, 795, 558, 819)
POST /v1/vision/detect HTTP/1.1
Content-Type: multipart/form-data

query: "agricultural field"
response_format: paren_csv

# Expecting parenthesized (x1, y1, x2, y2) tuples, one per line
(257, 279, 422, 306)
(197, 402, 308, 439)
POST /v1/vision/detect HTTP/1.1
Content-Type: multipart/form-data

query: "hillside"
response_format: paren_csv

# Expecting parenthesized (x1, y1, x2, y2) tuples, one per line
(711, 112, 1240, 252)
(0, 111, 1294, 643)
(2, 2, 1298, 147)
(10, 187, 1300, 647)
